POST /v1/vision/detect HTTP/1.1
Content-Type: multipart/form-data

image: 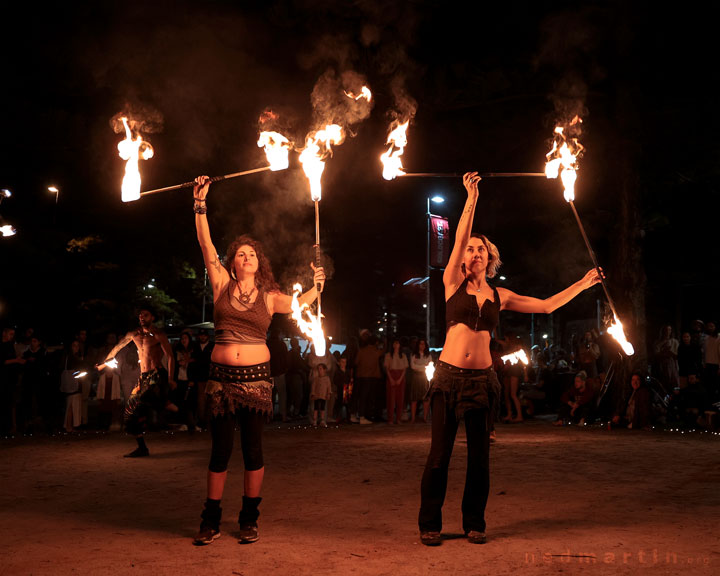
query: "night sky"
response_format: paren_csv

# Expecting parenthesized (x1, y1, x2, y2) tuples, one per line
(1, 1, 718, 350)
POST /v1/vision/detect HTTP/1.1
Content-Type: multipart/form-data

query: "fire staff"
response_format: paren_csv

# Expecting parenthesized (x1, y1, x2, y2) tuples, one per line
(418, 172, 601, 546)
(191, 175, 324, 546)
(100, 305, 176, 458)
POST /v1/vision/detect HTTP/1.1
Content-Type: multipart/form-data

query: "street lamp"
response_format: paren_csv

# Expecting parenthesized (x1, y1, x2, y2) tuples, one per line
(426, 195, 444, 346)
(48, 186, 59, 204)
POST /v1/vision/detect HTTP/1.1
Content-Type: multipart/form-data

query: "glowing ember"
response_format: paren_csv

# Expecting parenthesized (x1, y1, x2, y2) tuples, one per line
(118, 117, 154, 203)
(299, 124, 344, 201)
(607, 315, 635, 356)
(425, 361, 435, 382)
(345, 86, 372, 102)
(105, 358, 119, 369)
(380, 120, 409, 180)
(1, 224, 16, 237)
(501, 350, 529, 365)
(545, 118, 584, 202)
(291, 283, 325, 356)
(257, 131, 292, 171)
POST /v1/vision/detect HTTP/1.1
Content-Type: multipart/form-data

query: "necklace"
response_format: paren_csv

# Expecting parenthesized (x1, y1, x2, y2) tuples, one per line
(236, 284, 256, 305)
(469, 281, 483, 292)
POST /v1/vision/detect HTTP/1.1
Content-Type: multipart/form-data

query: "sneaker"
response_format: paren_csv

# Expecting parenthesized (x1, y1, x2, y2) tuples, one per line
(193, 524, 221, 545)
(466, 530, 486, 544)
(124, 447, 149, 458)
(349, 414, 359, 423)
(320, 421, 328, 428)
(358, 417, 373, 425)
(178, 424, 188, 432)
(420, 531, 442, 546)
(238, 523, 259, 544)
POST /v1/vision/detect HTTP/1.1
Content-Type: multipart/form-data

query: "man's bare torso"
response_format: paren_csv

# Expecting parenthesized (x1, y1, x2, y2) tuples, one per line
(132, 328, 165, 373)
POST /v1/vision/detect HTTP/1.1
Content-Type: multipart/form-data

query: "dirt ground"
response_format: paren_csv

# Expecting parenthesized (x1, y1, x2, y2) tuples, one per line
(1, 419, 718, 576)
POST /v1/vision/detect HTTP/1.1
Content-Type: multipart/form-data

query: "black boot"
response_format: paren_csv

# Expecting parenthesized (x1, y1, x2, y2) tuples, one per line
(238, 496, 262, 544)
(193, 499, 222, 545)
(124, 437, 149, 458)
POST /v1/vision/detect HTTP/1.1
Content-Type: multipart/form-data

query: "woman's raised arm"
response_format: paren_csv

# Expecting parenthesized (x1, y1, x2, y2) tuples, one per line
(443, 172, 480, 299)
(194, 175, 229, 300)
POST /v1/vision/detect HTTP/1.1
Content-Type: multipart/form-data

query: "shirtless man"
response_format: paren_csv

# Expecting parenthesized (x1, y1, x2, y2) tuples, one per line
(99, 305, 176, 457)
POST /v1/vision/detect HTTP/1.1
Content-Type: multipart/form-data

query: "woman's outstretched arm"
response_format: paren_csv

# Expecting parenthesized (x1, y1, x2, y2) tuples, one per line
(498, 268, 602, 314)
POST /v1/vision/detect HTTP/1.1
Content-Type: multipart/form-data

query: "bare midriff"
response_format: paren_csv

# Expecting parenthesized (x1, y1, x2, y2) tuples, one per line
(211, 343, 271, 367)
(438, 323, 493, 369)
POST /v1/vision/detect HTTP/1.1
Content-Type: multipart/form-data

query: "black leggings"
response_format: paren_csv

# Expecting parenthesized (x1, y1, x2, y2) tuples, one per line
(208, 406, 265, 473)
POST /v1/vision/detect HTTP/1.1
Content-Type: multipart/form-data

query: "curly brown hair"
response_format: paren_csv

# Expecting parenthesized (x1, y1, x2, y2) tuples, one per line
(225, 235, 280, 293)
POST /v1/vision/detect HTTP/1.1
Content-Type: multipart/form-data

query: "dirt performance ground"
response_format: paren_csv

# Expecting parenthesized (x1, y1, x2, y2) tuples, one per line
(1, 420, 718, 576)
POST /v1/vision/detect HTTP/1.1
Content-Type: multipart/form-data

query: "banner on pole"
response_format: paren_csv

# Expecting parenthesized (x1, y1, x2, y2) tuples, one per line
(429, 215, 450, 268)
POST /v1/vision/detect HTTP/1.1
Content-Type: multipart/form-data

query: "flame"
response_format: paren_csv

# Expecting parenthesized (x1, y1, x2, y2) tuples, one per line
(106, 358, 119, 369)
(1, 224, 16, 237)
(607, 315, 635, 356)
(291, 283, 325, 356)
(298, 124, 344, 201)
(501, 349, 529, 365)
(257, 131, 292, 171)
(545, 119, 584, 202)
(425, 360, 435, 382)
(345, 86, 372, 102)
(73, 371, 88, 379)
(117, 117, 154, 203)
(380, 120, 409, 180)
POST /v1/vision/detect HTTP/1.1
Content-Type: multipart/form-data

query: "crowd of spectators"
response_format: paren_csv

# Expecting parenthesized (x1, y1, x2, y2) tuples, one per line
(2, 317, 719, 438)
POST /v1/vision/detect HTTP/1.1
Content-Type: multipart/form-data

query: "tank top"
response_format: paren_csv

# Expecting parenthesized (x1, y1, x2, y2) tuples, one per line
(213, 281, 272, 345)
(445, 278, 500, 334)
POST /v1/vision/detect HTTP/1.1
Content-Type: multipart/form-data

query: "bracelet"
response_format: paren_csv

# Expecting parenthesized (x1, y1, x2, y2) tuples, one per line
(193, 203, 207, 214)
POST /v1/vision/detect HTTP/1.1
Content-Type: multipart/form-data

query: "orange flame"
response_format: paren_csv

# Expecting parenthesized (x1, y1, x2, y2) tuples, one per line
(291, 283, 325, 356)
(257, 131, 292, 171)
(425, 361, 435, 382)
(545, 119, 584, 202)
(380, 120, 409, 180)
(105, 358, 119, 369)
(299, 124, 344, 201)
(501, 349, 529, 365)
(607, 315, 635, 356)
(345, 86, 372, 102)
(118, 117, 154, 203)
(1, 224, 16, 237)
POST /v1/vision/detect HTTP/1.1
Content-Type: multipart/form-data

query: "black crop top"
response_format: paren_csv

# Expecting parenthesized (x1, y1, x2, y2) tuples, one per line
(445, 278, 500, 334)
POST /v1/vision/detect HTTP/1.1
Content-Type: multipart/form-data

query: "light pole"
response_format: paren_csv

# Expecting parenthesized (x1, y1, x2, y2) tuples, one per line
(48, 186, 59, 204)
(426, 195, 444, 346)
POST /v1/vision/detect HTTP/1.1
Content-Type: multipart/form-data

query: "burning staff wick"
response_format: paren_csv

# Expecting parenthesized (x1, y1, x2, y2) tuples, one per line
(118, 117, 154, 203)
(501, 350, 529, 365)
(425, 361, 435, 382)
(291, 283, 325, 356)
